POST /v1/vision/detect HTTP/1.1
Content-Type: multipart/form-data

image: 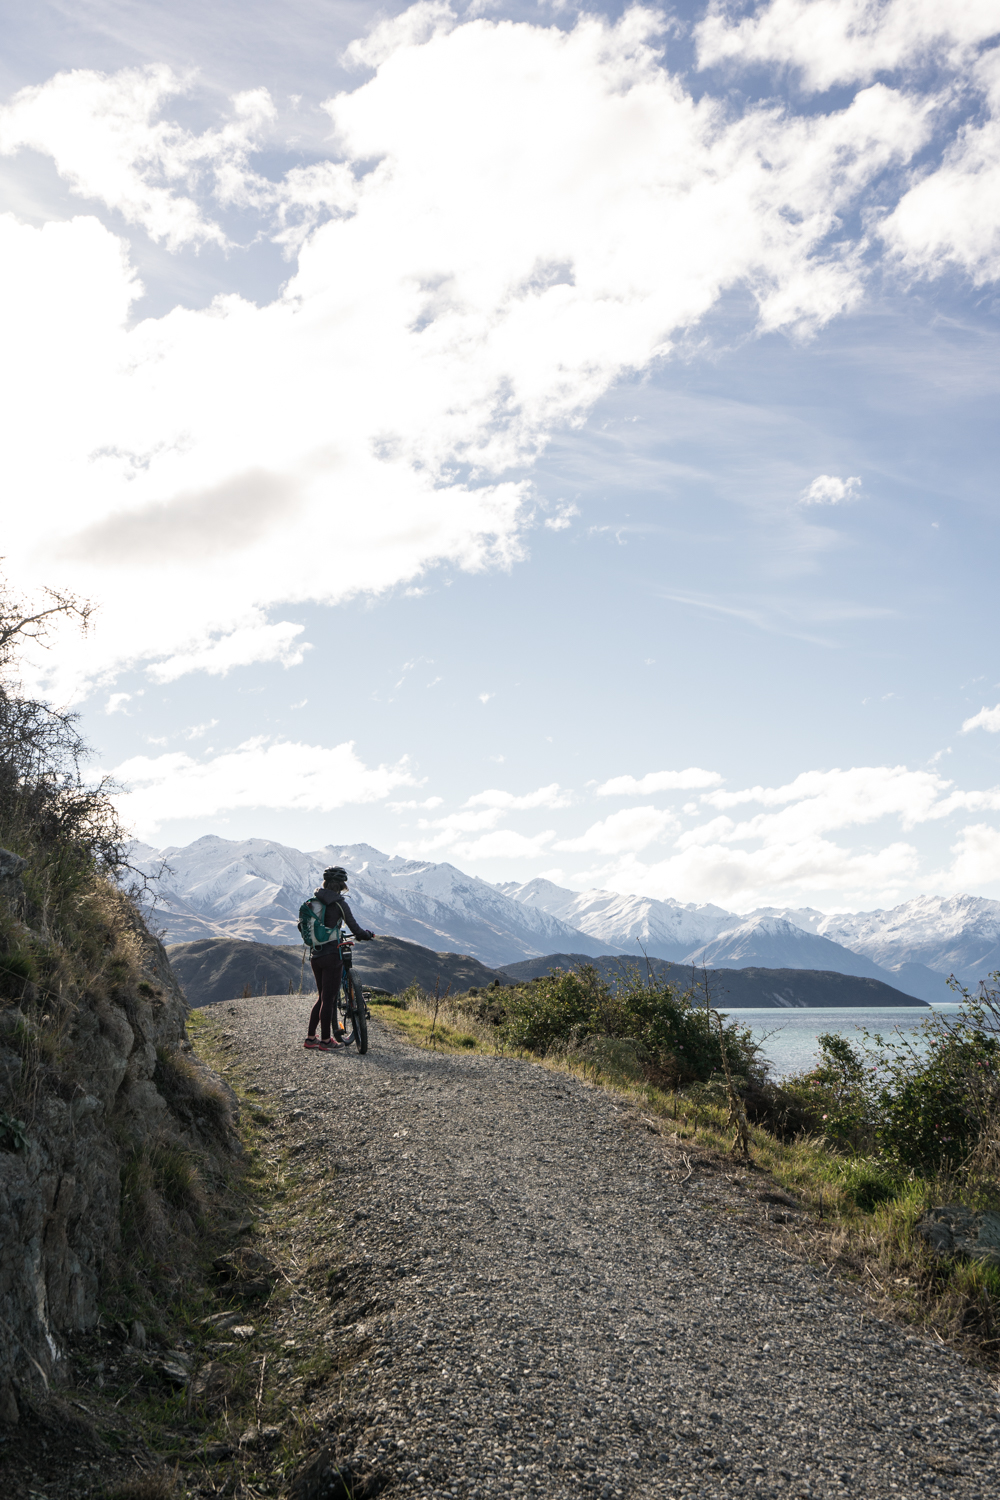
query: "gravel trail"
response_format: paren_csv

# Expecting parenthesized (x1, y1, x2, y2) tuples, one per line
(220, 995, 1000, 1500)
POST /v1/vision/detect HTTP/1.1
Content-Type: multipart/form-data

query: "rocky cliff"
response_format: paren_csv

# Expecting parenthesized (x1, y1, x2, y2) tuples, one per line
(0, 845, 239, 1427)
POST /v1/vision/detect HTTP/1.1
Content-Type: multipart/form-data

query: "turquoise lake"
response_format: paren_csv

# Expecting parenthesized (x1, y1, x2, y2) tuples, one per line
(730, 1004, 967, 1077)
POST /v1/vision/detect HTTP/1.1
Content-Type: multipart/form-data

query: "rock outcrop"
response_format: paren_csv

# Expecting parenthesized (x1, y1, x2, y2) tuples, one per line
(916, 1204, 1000, 1266)
(0, 846, 239, 1425)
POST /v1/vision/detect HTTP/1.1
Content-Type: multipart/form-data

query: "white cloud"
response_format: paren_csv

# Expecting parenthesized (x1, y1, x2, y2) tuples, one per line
(110, 737, 416, 838)
(700, 765, 1000, 839)
(145, 620, 310, 683)
(105, 691, 131, 714)
(394, 782, 572, 850)
(881, 49, 1000, 284)
(695, 2, 1000, 286)
(962, 704, 1000, 733)
(415, 807, 507, 836)
(395, 827, 556, 861)
(543, 501, 580, 532)
(464, 783, 571, 811)
(575, 834, 921, 907)
(596, 768, 723, 795)
(799, 473, 861, 504)
(555, 805, 678, 854)
(0, 67, 277, 249)
(343, 0, 458, 71)
(478, 693, 494, 705)
(695, 0, 999, 94)
(945, 823, 1000, 888)
(0, 6, 954, 697)
(537, 764, 1000, 905)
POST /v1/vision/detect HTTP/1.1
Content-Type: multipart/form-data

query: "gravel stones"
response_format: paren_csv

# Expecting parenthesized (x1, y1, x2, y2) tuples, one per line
(221, 995, 1000, 1500)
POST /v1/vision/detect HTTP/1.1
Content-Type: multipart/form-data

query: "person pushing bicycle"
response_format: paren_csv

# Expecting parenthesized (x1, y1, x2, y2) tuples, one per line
(301, 865, 374, 1050)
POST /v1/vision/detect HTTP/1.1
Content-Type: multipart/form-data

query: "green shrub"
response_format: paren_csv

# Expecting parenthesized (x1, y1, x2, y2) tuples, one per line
(839, 1157, 904, 1211)
(783, 1032, 877, 1154)
(782, 984, 1000, 1179)
(501, 966, 601, 1053)
(496, 964, 759, 1085)
(877, 1027, 1000, 1172)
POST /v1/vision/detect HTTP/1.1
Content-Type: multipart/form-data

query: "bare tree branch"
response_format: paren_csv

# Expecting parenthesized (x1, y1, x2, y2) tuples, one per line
(0, 567, 95, 681)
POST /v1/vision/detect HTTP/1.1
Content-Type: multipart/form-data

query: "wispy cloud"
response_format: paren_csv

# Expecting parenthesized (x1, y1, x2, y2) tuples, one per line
(465, 783, 571, 811)
(597, 768, 722, 796)
(543, 501, 580, 532)
(555, 805, 678, 854)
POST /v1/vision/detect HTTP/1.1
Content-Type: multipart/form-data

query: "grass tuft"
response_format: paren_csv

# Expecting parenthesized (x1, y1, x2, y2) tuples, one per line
(95, 1476, 179, 1500)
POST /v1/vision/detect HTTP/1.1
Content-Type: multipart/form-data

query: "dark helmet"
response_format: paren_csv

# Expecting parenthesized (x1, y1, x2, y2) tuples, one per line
(323, 865, 348, 887)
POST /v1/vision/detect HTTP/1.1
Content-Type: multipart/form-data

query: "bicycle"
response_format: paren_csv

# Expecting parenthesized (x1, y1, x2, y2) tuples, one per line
(336, 937, 370, 1055)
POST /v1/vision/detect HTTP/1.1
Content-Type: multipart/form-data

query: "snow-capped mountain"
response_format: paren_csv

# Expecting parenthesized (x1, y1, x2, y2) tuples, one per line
(812, 895, 1000, 990)
(682, 915, 907, 985)
(497, 878, 734, 959)
(134, 836, 617, 968)
(739, 898, 1000, 996)
(136, 836, 1000, 996)
(502, 881, 966, 1000)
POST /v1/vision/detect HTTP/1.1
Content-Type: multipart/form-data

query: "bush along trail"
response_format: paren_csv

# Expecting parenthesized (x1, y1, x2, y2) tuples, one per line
(174, 981, 1000, 1500)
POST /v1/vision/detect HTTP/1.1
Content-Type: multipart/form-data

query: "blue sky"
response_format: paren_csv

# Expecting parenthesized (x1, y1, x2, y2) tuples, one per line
(3, 1, 1000, 912)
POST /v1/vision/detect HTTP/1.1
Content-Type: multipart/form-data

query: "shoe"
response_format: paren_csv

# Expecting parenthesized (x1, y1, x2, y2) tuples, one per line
(304, 1037, 321, 1049)
(318, 1038, 342, 1051)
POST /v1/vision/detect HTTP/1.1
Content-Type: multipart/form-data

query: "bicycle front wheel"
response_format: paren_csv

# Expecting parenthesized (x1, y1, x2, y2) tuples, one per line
(351, 972, 369, 1055)
(337, 971, 368, 1054)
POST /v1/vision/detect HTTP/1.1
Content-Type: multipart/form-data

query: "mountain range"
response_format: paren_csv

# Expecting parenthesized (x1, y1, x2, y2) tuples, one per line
(134, 836, 616, 969)
(134, 836, 1000, 1000)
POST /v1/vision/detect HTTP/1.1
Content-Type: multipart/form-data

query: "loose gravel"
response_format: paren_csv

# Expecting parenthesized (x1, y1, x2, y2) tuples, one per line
(219, 995, 1000, 1500)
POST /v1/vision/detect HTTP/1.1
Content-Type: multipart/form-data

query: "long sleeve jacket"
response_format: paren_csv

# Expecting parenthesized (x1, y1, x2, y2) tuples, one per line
(313, 886, 370, 943)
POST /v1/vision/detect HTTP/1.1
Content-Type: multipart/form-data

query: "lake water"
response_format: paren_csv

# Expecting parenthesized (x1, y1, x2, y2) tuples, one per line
(730, 1004, 967, 1077)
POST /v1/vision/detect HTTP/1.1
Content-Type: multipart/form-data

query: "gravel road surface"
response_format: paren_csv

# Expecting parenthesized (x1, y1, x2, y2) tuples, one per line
(219, 995, 1000, 1500)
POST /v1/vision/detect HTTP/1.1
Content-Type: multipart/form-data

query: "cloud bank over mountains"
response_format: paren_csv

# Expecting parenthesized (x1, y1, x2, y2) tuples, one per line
(2, 2, 997, 698)
(115, 752, 1000, 912)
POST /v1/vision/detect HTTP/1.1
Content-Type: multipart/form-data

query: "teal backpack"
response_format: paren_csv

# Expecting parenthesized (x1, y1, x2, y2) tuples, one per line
(297, 897, 343, 948)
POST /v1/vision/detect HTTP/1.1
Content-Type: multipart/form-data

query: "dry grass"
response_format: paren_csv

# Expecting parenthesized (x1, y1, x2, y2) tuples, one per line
(371, 992, 497, 1054)
(96, 1475, 179, 1500)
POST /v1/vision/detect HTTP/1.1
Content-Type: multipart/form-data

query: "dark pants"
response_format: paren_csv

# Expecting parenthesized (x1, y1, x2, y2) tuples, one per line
(309, 947, 343, 1040)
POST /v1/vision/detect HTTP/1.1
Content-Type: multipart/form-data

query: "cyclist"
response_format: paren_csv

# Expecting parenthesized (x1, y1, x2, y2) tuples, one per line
(304, 865, 374, 1051)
